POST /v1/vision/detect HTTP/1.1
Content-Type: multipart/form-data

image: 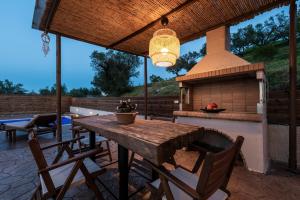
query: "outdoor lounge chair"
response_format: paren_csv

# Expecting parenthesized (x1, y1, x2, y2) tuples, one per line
(29, 136, 105, 200)
(147, 136, 244, 200)
(3, 113, 57, 143)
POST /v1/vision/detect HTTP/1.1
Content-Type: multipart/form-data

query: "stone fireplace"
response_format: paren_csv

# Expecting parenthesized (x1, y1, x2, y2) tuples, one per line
(174, 26, 268, 173)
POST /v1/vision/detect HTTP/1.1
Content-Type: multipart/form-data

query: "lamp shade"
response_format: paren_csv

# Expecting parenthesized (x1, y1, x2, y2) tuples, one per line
(149, 28, 180, 67)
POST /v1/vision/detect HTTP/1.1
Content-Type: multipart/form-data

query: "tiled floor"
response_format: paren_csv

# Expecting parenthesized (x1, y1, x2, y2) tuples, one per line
(0, 125, 299, 200)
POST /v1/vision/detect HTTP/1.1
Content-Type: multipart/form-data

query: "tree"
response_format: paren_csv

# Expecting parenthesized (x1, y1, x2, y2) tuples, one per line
(200, 43, 206, 55)
(0, 79, 27, 94)
(231, 11, 290, 55)
(39, 84, 68, 95)
(69, 87, 90, 97)
(166, 51, 201, 76)
(39, 87, 52, 95)
(90, 50, 140, 96)
(150, 75, 164, 83)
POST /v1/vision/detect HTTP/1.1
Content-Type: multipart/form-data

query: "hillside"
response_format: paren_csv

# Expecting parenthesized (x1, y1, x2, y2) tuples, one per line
(243, 39, 300, 90)
(122, 78, 179, 97)
(124, 40, 300, 97)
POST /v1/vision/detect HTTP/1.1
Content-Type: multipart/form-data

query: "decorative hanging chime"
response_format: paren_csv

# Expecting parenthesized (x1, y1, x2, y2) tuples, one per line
(41, 32, 50, 56)
(149, 16, 180, 67)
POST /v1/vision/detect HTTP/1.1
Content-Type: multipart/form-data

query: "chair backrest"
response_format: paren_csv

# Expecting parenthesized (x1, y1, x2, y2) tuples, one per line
(196, 136, 244, 199)
(28, 113, 57, 128)
(195, 129, 233, 153)
(28, 138, 56, 195)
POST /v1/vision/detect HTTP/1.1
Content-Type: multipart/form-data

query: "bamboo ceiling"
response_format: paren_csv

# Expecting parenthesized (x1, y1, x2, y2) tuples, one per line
(32, 0, 288, 56)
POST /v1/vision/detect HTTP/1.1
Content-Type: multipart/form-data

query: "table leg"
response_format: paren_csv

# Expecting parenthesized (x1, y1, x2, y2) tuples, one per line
(12, 130, 16, 143)
(152, 169, 159, 181)
(118, 144, 128, 200)
(7, 131, 12, 143)
(89, 131, 96, 160)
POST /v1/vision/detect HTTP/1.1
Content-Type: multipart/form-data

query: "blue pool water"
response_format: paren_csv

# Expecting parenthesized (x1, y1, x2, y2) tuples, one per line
(0, 116, 71, 125)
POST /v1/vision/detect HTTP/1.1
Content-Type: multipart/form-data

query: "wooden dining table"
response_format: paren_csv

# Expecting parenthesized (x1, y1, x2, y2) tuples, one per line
(73, 115, 202, 200)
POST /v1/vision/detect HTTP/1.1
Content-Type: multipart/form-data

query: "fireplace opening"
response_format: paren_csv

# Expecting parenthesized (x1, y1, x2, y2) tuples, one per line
(193, 128, 246, 167)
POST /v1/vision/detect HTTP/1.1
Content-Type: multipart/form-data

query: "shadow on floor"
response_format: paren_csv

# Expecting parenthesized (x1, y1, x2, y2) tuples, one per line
(0, 125, 299, 200)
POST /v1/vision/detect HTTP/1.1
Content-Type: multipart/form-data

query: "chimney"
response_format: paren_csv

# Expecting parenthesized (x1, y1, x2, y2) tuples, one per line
(207, 26, 230, 54)
(186, 26, 250, 75)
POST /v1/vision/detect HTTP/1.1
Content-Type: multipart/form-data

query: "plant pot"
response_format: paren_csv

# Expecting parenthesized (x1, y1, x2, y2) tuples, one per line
(115, 112, 138, 124)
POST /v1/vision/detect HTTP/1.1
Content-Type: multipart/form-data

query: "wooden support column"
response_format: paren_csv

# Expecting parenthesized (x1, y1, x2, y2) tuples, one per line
(56, 34, 62, 143)
(288, 0, 297, 170)
(144, 56, 148, 120)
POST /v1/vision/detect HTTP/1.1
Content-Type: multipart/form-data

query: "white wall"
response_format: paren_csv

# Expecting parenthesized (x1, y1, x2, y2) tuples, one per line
(70, 106, 112, 116)
(268, 124, 300, 166)
(176, 116, 269, 173)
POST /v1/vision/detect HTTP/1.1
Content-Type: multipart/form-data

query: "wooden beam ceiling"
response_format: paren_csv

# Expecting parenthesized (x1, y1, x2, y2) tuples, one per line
(108, 0, 197, 48)
(32, 0, 290, 55)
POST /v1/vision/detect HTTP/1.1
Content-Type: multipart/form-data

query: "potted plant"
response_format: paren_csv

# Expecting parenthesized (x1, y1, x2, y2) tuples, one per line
(115, 99, 138, 124)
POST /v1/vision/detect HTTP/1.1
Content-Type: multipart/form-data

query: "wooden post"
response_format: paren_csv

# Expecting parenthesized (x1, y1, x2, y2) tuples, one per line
(144, 56, 148, 120)
(288, 0, 297, 170)
(56, 34, 62, 143)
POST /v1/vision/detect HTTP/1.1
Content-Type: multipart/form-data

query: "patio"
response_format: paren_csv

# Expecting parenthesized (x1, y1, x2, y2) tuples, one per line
(0, 127, 299, 200)
(0, 0, 299, 199)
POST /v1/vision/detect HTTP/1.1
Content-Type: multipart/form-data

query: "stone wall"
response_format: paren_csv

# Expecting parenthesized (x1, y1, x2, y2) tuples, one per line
(0, 95, 179, 117)
(192, 77, 259, 113)
(0, 95, 71, 116)
(71, 96, 179, 117)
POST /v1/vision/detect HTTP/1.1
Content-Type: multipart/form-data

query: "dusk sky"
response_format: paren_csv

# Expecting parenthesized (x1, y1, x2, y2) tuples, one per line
(0, 1, 292, 92)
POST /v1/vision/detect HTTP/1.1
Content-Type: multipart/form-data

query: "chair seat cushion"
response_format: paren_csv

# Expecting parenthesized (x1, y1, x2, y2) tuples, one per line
(150, 167, 228, 200)
(40, 158, 101, 195)
(80, 136, 108, 145)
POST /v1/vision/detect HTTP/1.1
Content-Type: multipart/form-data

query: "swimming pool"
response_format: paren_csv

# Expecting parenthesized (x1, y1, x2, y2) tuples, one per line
(0, 116, 71, 125)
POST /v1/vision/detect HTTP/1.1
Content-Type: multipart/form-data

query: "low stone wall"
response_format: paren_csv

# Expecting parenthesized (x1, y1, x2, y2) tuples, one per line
(0, 95, 179, 117)
(71, 96, 179, 117)
(0, 95, 71, 116)
(267, 90, 300, 125)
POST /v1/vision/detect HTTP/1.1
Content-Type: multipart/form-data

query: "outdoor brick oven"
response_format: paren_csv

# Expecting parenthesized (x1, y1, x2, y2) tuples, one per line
(174, 26, 268, 173)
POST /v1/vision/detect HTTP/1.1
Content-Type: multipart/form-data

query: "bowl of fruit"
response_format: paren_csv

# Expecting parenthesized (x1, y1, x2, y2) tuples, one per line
(200, 103, 226, 113)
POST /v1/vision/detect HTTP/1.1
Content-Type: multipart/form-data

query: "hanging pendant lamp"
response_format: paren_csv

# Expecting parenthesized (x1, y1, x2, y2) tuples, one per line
(149, 17, 180, 67)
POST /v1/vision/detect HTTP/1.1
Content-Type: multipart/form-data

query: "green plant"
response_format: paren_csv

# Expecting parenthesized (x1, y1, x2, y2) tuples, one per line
(116, 99, 137, 113)
(252, 44, 279, 60)
(90, 50, 141, 96)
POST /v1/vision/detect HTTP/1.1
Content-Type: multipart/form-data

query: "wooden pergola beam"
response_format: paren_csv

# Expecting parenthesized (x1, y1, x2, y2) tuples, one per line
(288, 0, 297, 171)
(56, 34, 62, 143)
(45, 0, 61, 32)
(47, 29, 145, 57)
(144, 57, 148, 120)
(108, 0, 197, 48)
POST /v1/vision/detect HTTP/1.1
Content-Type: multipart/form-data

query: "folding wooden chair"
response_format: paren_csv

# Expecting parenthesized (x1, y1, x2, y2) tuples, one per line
(29, 136, 106, 200)
(70, 115, 112, 161)
(147, 136, 244, 200)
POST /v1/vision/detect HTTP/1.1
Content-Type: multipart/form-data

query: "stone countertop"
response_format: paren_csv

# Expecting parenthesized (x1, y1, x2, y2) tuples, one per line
(173, 110, 263, 122)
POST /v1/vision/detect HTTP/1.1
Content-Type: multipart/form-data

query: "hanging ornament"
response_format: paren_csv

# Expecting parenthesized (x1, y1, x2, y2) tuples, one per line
(41, 32, 50, 56)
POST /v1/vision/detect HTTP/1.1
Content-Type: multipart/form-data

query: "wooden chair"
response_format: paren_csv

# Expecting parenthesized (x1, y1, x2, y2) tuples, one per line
(185, 129, 237, 175)
(70, 115, 112, 161)
(29, 136, 106, 200)
(147, 136, 244, 200)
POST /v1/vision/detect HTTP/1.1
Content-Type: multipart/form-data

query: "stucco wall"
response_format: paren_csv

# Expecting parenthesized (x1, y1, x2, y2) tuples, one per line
(268, 124, 300, 166)
(176, 116, 269, 173)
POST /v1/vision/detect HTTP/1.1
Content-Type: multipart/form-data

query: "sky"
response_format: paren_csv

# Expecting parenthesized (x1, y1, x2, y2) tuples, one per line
(0, 1, 293, 92)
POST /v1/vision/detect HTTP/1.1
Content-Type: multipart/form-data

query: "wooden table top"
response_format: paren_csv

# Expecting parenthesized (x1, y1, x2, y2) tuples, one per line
(74, 115, 203, 165)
